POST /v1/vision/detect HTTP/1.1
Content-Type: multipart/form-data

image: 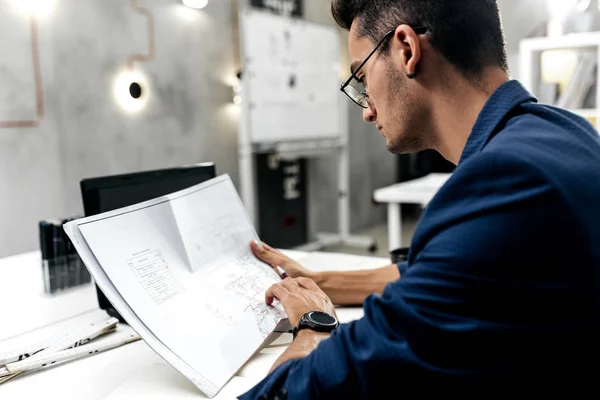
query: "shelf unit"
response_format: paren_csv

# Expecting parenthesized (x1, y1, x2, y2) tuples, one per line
(520, 31, 600, 126)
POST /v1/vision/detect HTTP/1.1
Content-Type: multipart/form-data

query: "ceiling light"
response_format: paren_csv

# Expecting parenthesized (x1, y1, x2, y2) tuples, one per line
(12, 0, 56, 19)
(182, 0, 209, 9)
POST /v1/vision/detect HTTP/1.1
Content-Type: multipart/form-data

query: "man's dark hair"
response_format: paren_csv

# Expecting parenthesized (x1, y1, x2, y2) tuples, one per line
(331, 0, 508, 79)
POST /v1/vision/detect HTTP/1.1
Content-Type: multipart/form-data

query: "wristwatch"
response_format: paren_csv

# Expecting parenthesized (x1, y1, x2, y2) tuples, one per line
(292, 311, 339, 338)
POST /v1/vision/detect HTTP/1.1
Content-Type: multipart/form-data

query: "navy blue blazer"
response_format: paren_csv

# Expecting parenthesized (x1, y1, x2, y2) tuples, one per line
(239, 80, 600, 399)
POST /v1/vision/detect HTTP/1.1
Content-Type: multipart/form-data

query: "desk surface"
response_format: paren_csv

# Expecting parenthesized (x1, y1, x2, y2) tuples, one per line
(0, 250, 388, 400)
(374, 173, 451, 204)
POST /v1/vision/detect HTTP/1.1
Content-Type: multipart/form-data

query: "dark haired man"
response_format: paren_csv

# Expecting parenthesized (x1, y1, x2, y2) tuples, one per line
(240, 1, 600, 398)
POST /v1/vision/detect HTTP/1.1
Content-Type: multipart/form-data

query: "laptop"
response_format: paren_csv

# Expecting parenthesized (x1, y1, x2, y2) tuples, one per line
(80, 163, 217, 322)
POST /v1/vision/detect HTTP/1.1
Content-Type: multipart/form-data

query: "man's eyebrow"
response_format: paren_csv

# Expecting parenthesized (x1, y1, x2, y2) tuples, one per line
(350, 61, 362, 75)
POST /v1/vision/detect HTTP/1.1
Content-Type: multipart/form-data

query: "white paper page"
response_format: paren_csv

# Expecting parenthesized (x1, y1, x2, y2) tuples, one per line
(65, 175, 285, 398)
(169, 177, 286, 337)
(64, 223, 216, 396)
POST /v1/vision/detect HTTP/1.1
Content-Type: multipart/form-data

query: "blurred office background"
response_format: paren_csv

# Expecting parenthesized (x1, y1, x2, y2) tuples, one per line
(2, 0, 595, 258)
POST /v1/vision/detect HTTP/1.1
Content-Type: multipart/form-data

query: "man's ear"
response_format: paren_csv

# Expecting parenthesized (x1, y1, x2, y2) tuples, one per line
(393, 25, 422, 79)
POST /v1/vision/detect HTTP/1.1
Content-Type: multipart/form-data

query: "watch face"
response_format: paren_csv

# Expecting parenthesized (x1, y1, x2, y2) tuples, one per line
(308, 311, 337, 326)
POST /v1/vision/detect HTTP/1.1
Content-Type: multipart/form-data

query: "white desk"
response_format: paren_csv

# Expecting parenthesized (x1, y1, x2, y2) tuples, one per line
(374, 173, 452, 251)
(0, 250, 388, 400)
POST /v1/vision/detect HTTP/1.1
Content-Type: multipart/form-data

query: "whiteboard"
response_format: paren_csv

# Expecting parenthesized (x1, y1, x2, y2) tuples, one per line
(240, 10, 342, 143)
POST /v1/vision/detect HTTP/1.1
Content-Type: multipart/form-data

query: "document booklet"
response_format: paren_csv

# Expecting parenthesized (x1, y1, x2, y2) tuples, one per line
(64, 174, 286, 398)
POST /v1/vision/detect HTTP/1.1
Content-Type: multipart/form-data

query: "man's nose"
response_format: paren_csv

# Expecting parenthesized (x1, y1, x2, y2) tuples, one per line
(362, 104, 376, 124)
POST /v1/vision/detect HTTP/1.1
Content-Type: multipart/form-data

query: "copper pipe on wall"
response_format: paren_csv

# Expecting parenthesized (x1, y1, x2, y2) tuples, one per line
(126, 0, 156, 71)
(0, 16, 45, 128)
(232, 0, 242, 75)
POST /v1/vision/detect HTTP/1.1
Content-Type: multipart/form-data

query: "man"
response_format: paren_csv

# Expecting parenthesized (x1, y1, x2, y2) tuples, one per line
(240, 0, 600, 398)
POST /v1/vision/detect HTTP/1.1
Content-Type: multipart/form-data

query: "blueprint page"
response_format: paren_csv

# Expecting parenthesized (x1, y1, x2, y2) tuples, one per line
(71, 175, 285, 398)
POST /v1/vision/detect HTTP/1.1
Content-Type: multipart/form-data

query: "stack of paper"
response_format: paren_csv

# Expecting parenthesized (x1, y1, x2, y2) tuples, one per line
(64, 175, 286, 398)
(0, 318, 140, 385)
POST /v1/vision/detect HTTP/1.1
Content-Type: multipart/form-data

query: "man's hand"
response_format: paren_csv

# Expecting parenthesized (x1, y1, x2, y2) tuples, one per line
(265, 277, 337, 327)
(251, 240, 400, 306)
(251, 241, 314, 280)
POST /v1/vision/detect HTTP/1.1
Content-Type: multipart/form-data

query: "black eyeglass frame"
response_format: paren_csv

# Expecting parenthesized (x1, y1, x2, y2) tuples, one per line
(340, 26, 428, 108)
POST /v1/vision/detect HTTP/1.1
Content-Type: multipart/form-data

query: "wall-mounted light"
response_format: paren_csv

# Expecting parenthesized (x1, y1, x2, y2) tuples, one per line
(182, 0, 209, 9)
(113, 70, 149, 113)
(11, 0, 56, 19)
(232, 70, 242, 105)
(233, 85, 242, 105)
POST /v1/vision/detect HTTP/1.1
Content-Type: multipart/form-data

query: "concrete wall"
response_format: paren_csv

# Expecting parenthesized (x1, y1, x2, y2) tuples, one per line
(0, 0, 238, 257)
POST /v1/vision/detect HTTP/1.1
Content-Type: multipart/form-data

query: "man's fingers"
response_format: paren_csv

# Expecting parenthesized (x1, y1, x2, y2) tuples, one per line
(265, 283, 289, 305)
(250, 241, 293, 277)
(295, 277, 319, 290)
(279, 277, 300, 292)
(262, 242, 279, 253)
(260, 242, 285, 257)
(251, 240, 278, 266)
(252, 240, 277, 253)
(251, 240, 265, 256)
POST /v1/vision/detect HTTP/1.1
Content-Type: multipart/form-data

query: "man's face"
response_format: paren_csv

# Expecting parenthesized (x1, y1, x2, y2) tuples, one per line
(348, 23, 430, 154)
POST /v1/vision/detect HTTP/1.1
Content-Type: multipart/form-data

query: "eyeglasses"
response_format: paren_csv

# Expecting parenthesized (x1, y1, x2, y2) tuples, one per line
(340, 26, 428, 109)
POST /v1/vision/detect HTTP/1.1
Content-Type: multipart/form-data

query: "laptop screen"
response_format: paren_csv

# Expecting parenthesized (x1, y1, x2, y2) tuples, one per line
(79, 163, 217, 319)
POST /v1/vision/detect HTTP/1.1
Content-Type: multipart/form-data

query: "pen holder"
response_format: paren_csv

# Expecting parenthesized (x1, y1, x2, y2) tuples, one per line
(39, 217, 91, 294)
(390, 247, 409, 264)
